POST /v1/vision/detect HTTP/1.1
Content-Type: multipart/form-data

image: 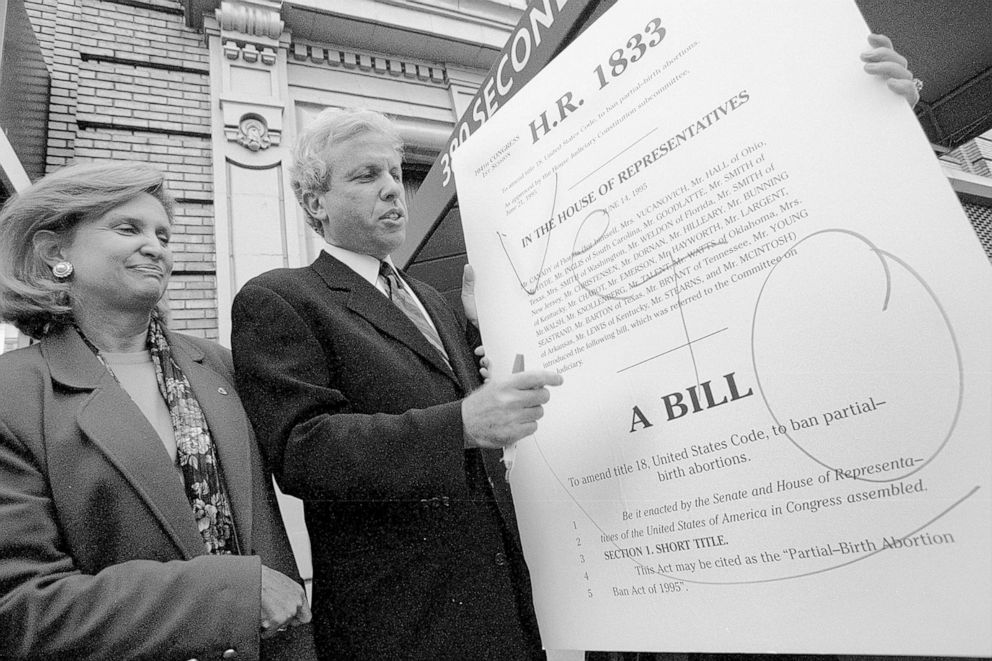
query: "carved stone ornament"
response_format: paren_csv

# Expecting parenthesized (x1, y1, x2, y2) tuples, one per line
(237, 115, 271, 151)
(217, 1, 283, 39)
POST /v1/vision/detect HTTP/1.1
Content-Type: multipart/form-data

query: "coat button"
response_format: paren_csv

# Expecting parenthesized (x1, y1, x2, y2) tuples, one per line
(223, 649, 238, 659)
(217, 387, 228, 395)
(494, 552, 508, 566)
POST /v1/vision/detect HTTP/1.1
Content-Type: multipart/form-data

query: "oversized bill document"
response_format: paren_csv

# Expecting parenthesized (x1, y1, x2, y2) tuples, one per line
(451, 0, 991, 655)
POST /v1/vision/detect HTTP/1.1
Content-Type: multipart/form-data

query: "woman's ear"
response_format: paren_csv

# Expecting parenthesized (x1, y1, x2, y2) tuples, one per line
(32, 230, 66, 268)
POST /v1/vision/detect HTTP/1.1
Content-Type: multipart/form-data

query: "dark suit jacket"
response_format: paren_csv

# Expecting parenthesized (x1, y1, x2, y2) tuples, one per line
(0, 327, 315, 661)
(231, 251, 542, 660)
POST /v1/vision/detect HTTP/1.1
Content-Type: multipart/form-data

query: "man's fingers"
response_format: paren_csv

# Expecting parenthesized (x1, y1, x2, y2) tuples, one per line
(462, 264, 480, 326)
(866, 33, 893, 50)
(862, 47, 908, 68)
(860, 34, 918, 107)
(519, 405, 545, 423)
(862, 34, 908, 69)
(863, 60, 913, 80)
(513, 421, 539, 438)
(462, 368, 561, 448)
(510, 369, 564, 389)
(514, 387, 551, 408)
(863, 32, 907, 63)
(886, 78, 920, 106)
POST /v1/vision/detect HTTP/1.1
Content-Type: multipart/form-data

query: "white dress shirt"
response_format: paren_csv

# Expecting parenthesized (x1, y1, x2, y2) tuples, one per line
(321, 243, 441, 335)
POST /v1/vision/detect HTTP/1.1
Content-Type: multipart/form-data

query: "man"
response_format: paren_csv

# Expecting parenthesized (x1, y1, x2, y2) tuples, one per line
(231, 108, 562, 660)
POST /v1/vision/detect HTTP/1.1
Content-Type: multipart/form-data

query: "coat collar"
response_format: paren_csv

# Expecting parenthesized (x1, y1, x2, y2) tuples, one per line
(41, 327, 253, 558)
(311, 251, 462, 386)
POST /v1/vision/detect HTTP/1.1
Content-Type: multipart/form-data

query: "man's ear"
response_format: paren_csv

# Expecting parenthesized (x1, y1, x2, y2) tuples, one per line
(302, 191, 328, 222)
(32, 230, 66, 268)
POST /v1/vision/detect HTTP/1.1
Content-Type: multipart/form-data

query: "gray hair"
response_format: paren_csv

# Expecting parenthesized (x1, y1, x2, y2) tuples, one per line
(290, 108, 404, 235)
(0, 161, 174, 339)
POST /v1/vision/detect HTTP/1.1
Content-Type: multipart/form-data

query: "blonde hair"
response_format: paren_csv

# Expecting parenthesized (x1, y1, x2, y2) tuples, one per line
(0, 161, 174, 338)
(290, 108, 403, 235)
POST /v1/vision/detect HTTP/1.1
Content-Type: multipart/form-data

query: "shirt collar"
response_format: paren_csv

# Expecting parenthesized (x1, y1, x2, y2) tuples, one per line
(322, 242, 396, 289)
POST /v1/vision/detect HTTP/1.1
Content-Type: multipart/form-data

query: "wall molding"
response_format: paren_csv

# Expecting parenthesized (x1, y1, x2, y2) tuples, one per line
(290, 40, 446, 85)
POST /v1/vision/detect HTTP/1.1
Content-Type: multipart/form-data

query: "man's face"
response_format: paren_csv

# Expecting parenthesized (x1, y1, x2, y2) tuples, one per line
(308, 132, 407, 259)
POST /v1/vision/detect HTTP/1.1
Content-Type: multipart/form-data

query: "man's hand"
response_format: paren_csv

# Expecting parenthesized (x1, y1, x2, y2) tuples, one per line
(861, 33, 919, 107)
(259, 565, 312, 640)
(461, 264, 479, 328)
(462, 370, 564, 449)
(474, 345, 492, 382)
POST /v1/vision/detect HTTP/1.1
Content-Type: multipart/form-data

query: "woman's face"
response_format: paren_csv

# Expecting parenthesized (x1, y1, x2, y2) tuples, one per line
(61, 193, 173, 314)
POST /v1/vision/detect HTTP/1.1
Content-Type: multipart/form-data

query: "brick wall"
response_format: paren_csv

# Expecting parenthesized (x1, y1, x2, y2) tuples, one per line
(23, 0, 219, 339)
(22, 0, 54, 69)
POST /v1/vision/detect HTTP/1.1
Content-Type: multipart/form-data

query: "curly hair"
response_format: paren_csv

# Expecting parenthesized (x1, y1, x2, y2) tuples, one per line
(0, 161, 175, 339)
(290, 108, 404, 236)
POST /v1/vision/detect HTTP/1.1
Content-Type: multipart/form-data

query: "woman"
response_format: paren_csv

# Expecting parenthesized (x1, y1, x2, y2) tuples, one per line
(0, 162, 316, 660)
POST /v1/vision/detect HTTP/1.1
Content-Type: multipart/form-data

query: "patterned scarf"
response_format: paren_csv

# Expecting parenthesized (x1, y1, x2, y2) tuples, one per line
(80, 313, 238, 555)
(146, 315, 237, 555)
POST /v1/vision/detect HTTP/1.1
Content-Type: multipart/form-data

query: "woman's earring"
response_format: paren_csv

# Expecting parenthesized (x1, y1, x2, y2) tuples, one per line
(52, 261, 74, 279)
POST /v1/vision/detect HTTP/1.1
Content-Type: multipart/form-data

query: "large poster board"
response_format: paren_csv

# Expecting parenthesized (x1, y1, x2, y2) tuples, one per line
(452, 0, 992, 655)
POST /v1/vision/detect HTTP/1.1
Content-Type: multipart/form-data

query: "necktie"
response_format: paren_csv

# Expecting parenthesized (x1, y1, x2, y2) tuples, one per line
(379, 261, 451, 369)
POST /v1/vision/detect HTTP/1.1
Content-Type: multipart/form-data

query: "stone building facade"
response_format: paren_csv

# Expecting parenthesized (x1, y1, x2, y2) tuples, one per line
(17, 0, 525, 344)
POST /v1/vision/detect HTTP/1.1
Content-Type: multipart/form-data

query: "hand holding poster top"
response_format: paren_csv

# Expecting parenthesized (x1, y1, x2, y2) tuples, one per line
(452, 0, 991, 656)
